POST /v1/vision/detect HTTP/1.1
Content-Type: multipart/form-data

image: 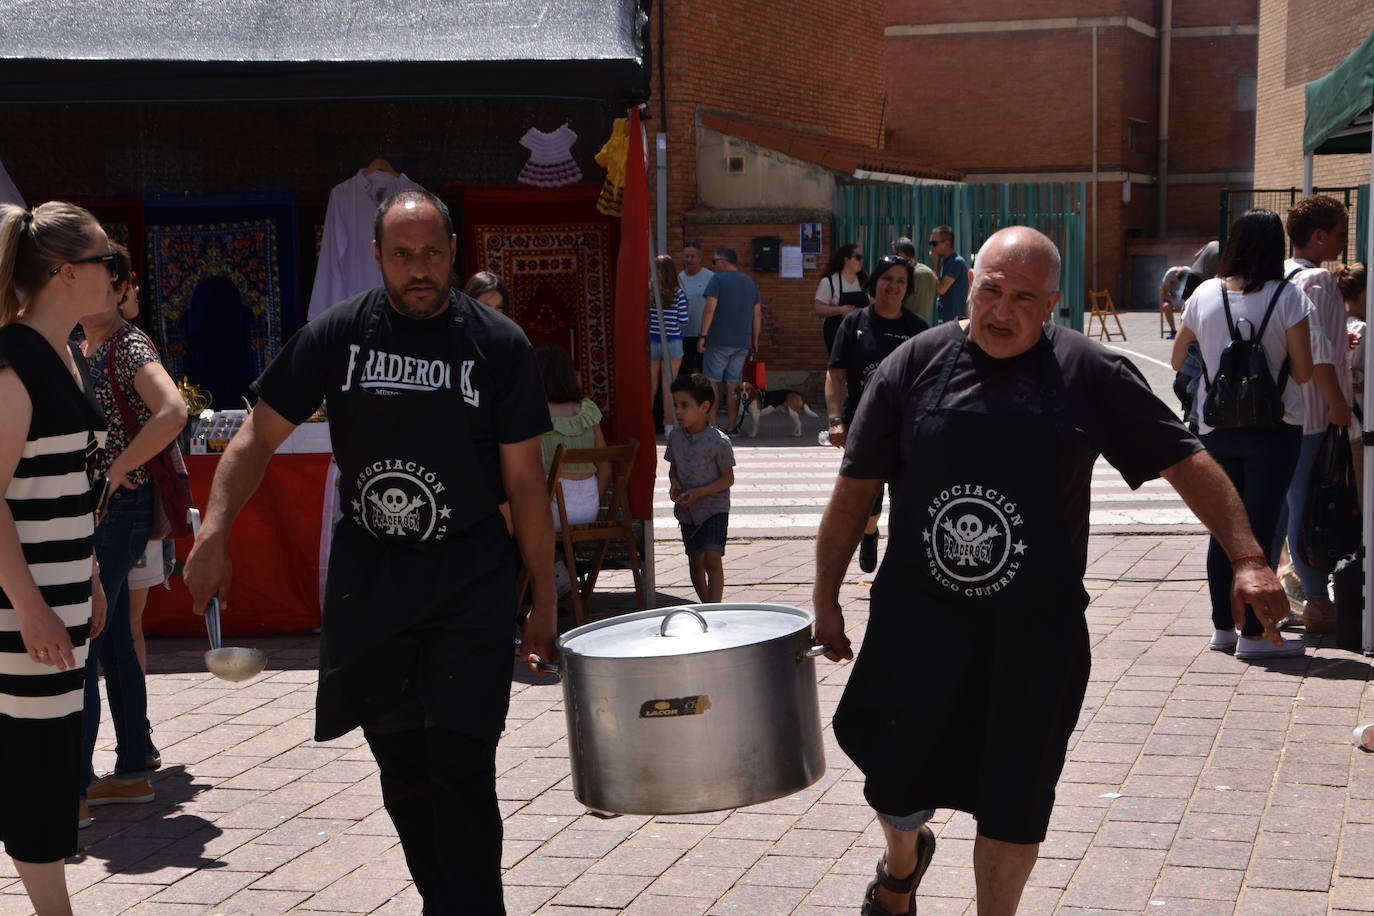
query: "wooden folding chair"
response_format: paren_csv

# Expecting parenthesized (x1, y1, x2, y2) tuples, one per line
(516, 441, 644, 626)
(1087, 289, 1127, 341)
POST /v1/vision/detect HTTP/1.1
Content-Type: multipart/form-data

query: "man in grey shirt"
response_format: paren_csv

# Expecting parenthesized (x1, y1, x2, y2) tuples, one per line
(677, 241, 714, 377)
(698, 247, 763, 430)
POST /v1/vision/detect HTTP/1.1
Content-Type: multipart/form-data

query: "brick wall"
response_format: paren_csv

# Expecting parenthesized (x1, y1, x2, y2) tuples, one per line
(648, 0, 887, 261)
(1253, 0, 1374, 190)
(885, 2, 1258, 308)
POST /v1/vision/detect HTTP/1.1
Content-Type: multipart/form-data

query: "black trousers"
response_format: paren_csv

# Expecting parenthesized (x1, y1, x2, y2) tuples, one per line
(365, 725, 504, 915)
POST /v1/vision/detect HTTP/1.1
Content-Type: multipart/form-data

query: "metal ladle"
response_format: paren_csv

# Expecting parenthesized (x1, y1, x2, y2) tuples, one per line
(188, 508, 267, 682)
(203, 597, 266, 682)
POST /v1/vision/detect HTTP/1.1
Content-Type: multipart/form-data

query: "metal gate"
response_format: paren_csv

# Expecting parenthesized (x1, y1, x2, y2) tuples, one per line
(1219, 185, 1369, 264)
(834, 181, 1087, 330)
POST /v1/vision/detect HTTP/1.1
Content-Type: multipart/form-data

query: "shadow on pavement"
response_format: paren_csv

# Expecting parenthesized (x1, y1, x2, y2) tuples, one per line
(72, 767, 226, 873)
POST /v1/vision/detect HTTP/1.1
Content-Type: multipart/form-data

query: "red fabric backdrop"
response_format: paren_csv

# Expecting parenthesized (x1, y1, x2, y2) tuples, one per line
(144, 453, 328, 636)
(459, 172, 654, 519)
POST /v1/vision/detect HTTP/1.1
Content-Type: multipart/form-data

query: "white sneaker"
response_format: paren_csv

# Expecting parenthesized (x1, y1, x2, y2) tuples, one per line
(1234, 635, 1305, 659)
(1208, 629, 1238, 653)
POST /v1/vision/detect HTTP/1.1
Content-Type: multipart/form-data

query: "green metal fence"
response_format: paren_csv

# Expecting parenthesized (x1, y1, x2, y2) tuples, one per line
(834, 181, 1087, 330)
(1219, 185, 1369, 265)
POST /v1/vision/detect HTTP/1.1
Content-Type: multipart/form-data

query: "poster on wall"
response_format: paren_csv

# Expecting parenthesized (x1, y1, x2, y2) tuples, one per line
(779, 246, 804, 278)
(800, 222, 822, 254)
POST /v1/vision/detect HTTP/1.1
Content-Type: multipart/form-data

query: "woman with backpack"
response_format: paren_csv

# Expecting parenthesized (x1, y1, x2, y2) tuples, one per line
(1170, 209, 1315, 660)
(813, 243, 869, 358)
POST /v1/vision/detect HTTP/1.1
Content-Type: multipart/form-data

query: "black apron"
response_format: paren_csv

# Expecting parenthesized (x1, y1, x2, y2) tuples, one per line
(823, 274, 869, 357)
(833, 329, 1093, 845)
(315, 295, 517, 742)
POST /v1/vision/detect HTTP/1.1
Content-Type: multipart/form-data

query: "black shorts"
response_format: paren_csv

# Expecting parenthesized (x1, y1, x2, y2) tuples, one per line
(0, 713, 81, 863)
(680, 513, 728, 556)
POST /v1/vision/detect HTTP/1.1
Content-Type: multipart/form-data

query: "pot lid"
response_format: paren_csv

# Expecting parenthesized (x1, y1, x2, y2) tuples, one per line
(558, 603, 813, 659)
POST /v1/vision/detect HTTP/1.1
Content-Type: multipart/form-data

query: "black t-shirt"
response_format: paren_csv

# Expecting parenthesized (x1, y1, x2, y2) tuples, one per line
(253, 288, 551, 539)
(842, 321, 1202, 566)
(828, 305, 930, 423)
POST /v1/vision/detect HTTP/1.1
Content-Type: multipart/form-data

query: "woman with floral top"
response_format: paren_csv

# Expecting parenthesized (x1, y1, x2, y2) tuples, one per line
(76, 242, 186, 821)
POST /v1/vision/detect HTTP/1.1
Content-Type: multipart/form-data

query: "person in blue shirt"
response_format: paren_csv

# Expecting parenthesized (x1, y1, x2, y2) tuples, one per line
(929, 225, 970, 324)
(697, 247, 762, 430)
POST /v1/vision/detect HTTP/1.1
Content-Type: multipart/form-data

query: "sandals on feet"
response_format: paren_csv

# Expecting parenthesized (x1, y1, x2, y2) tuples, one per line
(861, 824, 937, 915)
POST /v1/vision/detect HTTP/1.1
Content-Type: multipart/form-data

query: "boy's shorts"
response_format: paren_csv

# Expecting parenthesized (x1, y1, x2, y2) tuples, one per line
(680, 513, 728, 557)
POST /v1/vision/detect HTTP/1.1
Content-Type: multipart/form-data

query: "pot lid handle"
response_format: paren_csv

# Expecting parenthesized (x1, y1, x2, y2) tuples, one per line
(659, 607, 710, 637)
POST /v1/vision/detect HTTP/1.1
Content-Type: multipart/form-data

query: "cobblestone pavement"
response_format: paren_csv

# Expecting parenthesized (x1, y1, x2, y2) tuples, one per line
(4, 532, 1370, 914)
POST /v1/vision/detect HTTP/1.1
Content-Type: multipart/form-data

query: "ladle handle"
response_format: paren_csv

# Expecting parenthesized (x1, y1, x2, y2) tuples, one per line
(659, 607, 709, 637)
(802, 645, 833, 659)
(205, 597, 222, 650)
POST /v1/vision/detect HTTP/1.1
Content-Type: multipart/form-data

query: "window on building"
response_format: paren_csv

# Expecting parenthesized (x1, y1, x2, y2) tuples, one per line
(1128, 119, 1147, 155)
(1236, 75, 1257, 112)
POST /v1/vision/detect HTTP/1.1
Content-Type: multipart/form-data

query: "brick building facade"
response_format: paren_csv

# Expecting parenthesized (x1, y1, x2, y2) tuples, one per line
(1253, 0, 1374, 189)
(884, 1, 1259, 311)
(647, 0, 957, 389)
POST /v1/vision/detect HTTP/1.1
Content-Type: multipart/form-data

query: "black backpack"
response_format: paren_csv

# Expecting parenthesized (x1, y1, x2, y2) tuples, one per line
(1201, 270, 1300, 430)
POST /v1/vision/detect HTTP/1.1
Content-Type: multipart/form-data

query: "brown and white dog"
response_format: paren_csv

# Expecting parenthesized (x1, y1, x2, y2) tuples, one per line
(733, 381, 818, 437)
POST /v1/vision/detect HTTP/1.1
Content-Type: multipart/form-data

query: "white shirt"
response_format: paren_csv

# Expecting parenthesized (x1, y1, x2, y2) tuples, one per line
(1182, 277, 1314, 434)
(1285, 258, 1352, 435)
(813, 273, 864, 305)
(307, 169, 424, 321)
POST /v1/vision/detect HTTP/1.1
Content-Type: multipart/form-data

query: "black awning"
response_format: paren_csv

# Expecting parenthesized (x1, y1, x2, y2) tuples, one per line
(0, 0, 650, 103)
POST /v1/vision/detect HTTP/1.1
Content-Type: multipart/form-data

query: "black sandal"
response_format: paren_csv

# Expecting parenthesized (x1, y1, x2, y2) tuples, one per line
(861, 824, 936, 915)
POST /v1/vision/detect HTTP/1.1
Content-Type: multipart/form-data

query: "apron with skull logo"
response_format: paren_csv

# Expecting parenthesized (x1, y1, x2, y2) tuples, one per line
(315, 292, 517, 742)
(833, 328, 1094, 844)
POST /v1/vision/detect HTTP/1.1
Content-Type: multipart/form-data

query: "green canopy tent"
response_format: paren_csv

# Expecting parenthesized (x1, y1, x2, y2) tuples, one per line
(1304, 29, 1374, 655)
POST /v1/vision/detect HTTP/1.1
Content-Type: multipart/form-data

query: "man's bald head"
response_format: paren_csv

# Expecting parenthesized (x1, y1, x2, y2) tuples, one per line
(975, 227, 1062, 293)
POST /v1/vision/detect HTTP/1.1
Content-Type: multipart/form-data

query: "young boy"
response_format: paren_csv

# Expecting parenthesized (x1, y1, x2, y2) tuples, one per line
(665, 373, 736, 602)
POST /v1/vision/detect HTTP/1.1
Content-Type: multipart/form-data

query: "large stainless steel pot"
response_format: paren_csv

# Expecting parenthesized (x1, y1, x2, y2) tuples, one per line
(552, 603, 827, 815)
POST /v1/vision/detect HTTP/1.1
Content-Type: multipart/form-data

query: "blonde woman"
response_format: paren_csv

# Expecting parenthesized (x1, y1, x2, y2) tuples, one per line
(0, 202, 110, 915)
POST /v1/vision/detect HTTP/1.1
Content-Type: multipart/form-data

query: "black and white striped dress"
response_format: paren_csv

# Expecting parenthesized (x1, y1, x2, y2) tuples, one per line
(0, 323, 105, 721)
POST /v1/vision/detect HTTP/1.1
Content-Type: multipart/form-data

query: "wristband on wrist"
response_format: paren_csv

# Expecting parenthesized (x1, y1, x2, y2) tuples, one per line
(828, 417, 843, 426)
(1230, 552, 1267, 567)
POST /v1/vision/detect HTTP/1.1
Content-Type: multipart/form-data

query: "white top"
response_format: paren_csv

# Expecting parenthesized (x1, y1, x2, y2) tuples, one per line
(307, 169, 424, 321)
(813, 273, 864, 305)
(1285, 258, 1353, 435)
(1349, 315, 1366, 388)
(1182, 277, 1314, 434)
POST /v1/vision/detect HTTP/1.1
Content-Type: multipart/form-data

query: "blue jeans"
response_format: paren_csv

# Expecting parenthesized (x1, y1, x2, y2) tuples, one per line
(83, 481, 153, 791)
(1285, 431, 1330, 599)
(1201, 425, 1302, 636)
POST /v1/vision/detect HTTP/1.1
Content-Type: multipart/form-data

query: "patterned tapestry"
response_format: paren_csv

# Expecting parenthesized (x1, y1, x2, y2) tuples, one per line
(147, 219, 283, 409)
(473, 222, 613, 408)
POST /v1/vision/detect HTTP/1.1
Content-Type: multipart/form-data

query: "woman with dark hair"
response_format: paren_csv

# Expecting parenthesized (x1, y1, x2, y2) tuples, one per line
(535, 344, 610, 594)
(825, 255, 928, 574)
(77, 239, 187, 819)
(814, 242, 868, 356)
(1170, 209, 1314, 660)
(0, 201, 110, 915)
(464, 270, 510, 313)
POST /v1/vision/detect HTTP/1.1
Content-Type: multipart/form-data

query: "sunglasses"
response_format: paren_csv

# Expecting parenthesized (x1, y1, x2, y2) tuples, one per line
(848, 253, 864, 260)
(49, 252, 118, 277)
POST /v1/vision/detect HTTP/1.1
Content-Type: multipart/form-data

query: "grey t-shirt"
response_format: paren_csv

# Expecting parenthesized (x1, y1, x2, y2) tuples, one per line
(703, 270, 761, 348)
(678, 268, 714, 337)
(664, 425, 736, 524)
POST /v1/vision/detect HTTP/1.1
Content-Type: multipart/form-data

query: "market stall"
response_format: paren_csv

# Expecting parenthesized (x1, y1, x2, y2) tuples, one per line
(0, 0, 657, 634)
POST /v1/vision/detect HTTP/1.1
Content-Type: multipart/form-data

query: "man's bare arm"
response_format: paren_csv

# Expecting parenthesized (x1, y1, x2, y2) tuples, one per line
(500, 436, 557, 672)
(812, 475, 884, 661)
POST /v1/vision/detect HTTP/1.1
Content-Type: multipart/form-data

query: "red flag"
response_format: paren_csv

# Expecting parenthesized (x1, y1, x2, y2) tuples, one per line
(612, 107, 656, 522)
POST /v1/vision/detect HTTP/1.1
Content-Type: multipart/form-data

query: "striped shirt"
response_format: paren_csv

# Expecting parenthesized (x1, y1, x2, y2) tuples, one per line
(648, 288, 689, 340)
(0, 324, 105, 720)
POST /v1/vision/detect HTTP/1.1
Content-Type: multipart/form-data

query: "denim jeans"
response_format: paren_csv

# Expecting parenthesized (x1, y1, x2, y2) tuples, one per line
(1200, 425, 1302, 636)
(1285, 431, 1330, 600)
(82, 480, 153, 791)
